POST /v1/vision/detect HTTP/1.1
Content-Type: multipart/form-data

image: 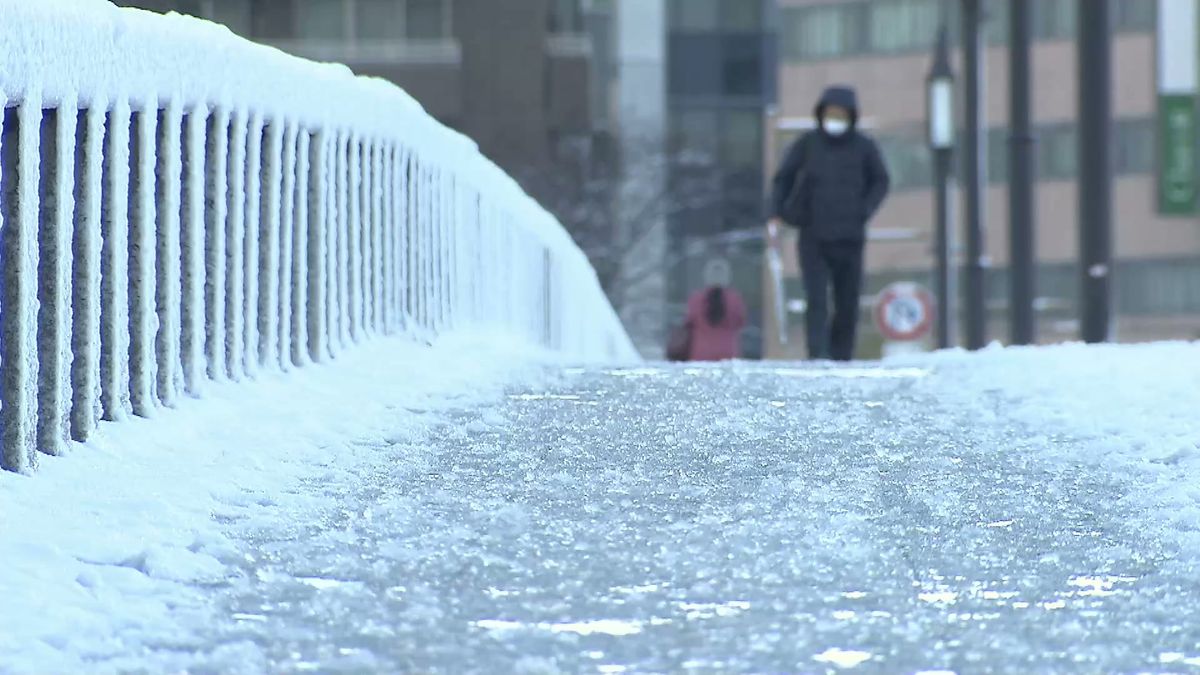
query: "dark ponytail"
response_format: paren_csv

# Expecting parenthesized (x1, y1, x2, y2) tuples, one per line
(705, 286, 727, 326)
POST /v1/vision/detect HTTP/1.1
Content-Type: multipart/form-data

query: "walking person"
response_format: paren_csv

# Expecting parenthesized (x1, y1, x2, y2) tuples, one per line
(669, 260, 747, 362)
(768, 85, 890, 361)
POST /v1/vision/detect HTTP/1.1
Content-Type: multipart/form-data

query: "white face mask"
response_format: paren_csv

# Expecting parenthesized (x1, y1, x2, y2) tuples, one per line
(823, 118, 850, 136)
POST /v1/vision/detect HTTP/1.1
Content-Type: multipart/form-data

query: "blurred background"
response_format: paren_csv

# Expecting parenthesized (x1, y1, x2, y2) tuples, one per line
(118, 0, 1200, 359)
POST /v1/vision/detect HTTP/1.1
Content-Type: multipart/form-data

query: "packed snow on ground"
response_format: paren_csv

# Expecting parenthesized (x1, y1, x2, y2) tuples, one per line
(892, 340, 1200, 562)
(0, 334, 559, 674)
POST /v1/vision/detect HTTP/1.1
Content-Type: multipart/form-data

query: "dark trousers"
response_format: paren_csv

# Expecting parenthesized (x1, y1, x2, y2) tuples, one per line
(799, 236, 865, 361)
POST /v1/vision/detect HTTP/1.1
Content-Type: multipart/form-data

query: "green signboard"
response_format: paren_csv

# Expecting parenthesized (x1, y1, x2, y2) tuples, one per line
(1159, 94, 1199, 215)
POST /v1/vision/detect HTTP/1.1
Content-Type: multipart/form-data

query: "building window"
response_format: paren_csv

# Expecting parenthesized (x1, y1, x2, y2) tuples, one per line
(985, 0, 1010, 44)
(669, 0, 721, 32)
(174, 0, 205, 17)
(1038, 124, 1077, 181)
(114, 0, 455, 43)
(1116, 0, 1156, 32)
(210, 0, 252, 35)
(355, 0, 403, 40)
(1032, 0, 1075, 40)
(251, 0, 296, 40)
(406, 0, 447, 38)
(868, 0, 939, 53)
(722, 0, 762, 32)
(668, 35, 722, 98)
(782, 4, 865, 61)
(871, 116, 1153, 190)
(246, 0, 453, 42)
(1023, 0, 1155, 42)
(722, 37, 763, 98)
(670, 0, 762, 33)
(120, 0, 175, 11)
(1116, 118, 1154, 174)
(986, 128, 1008, 184)
(877, 134, 930, 191)
(550, 0, 585, 34)
(670, 108, 719, 161)
(720, 111, 762, 169)
(782, 0, 1153, 64)
(298, 0, 345, 39)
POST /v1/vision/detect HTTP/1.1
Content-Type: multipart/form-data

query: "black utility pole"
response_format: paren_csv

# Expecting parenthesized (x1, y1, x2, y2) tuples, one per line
(1009, 0, 1037, 345)
(927, 28, 955, 349)
(1078, 0, 1114, 343)
(962, 0, 987, 349)
(934, 149, 954, 349)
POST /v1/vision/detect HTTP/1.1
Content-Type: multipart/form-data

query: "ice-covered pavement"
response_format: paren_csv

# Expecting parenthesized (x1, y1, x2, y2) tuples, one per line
(4, 342, 1200, 673)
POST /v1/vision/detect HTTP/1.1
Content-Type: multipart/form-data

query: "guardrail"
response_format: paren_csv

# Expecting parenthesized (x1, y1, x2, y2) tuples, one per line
(0, 1, 636, 474)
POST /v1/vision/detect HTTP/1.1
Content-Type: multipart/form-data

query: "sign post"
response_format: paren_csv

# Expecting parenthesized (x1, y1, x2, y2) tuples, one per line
(1157, 0, 1199, 215)
(874, 282, 936, 358)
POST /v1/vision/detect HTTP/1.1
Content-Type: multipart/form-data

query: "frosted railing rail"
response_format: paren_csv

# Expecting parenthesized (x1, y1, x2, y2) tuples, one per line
(0, 0, 636, 474)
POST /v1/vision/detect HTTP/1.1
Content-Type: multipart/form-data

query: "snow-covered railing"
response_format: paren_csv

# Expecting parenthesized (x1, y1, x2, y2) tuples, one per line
(0, 1, 636, 474)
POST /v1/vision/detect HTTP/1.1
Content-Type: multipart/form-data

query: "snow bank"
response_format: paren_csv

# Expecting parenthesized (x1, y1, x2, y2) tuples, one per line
(0, 0, 635, 473)
(0, 332, 558, 674)
(894, 341, 1200, 557)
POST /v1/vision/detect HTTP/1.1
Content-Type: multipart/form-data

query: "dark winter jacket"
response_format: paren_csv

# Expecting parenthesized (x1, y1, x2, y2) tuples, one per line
(770, 86, 891, 242)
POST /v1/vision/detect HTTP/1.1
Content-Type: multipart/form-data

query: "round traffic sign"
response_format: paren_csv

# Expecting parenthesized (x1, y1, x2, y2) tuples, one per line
(874, 282, 936, 342)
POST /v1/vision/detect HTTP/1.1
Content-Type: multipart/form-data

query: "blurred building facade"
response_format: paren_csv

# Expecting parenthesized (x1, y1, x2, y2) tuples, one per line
(768, 0, 1200, 357)
(120, 0, 596, 174)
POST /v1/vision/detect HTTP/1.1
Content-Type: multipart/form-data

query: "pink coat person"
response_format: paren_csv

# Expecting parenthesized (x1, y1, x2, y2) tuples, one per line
(685, 286, 747, 361)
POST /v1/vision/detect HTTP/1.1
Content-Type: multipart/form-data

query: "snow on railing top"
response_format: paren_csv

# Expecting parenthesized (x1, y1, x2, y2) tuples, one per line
(1, 0, 587, 250)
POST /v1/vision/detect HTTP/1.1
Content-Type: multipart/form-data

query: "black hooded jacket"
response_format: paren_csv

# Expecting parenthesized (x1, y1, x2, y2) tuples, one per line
(770, 86, 891, 242)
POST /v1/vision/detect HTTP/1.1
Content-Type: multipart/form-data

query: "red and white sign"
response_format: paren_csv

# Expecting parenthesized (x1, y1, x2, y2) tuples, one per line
(874, 282, 936, 342)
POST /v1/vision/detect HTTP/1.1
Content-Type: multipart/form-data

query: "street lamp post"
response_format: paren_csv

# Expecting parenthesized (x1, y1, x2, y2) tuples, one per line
(927, 27, 955, 350)
(961, 0, 987, 350)
(1010, 0, 1037, 345)
(1078, 0, 1113, 343)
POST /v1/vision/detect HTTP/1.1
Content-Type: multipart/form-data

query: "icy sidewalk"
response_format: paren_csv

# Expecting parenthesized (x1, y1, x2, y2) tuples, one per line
(4, 342, 1200, 673)
(0, 334, 560, 674)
